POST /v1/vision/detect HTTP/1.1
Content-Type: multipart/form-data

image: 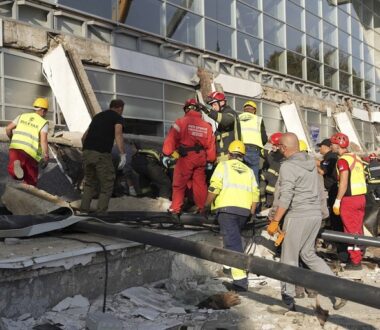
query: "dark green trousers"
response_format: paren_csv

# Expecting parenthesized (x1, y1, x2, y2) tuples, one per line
(80, 149, 115, 213)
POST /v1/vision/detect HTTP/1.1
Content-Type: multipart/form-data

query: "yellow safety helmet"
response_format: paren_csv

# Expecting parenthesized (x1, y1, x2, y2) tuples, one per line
(299, 140, 308, 152)
(228, 140, 246, 155)
(243, 100, 257, 109)
(33, 98, 49, 110)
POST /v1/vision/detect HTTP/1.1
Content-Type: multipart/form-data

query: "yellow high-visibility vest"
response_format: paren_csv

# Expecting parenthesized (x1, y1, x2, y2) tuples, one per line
(337, 153, 367, 196)
(10, 113, 47, 161)
(238, 112, 263, 148)
(209, 159, 259, 212)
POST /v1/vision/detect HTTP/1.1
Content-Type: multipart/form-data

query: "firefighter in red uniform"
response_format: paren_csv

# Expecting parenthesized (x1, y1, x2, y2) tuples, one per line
(163, 99, 216, 219)
(331, 133, 367, 270)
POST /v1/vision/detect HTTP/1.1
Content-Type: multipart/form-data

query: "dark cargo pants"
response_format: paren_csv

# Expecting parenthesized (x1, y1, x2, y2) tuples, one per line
(80, 149, 115, 213)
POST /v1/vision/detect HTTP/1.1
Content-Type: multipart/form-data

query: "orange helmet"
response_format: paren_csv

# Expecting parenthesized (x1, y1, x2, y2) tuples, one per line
(270, 132, 282, 146)
(207, 91, 225, 104)
(330, 133, 349, 148)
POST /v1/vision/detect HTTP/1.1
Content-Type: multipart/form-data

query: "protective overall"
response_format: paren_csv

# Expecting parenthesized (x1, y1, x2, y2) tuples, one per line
(163, 102, 216, 214)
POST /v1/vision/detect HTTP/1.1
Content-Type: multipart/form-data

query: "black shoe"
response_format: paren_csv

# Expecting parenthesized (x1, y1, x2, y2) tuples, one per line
(281, 294, 296, 311)
(345, 262, 362, 270)
(222, 281, 248, 292)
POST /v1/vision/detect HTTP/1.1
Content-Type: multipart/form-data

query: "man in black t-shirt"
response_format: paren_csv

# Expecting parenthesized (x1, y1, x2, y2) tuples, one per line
(80, 99, 126, 214)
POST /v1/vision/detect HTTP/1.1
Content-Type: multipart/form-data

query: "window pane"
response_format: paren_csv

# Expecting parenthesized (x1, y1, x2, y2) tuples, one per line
(305, 0, 319, 16)
(87, 70, 114, 92)
(339, 71, 350, 93)
(205, 0, 232, 25)
(363, 44, 374, 64)
(362, 5, 373, 28)
(166, 5, 201, 47)
(339, 30, 350, 54)
(351, 18, 362, 40)
(306, 110, 320, 125)
(262, 102, 282, 119)
(324, 65, 337, 88)
(307, 59, 321, 84)
(237, 33, 260, 65)
(324, 44, 337, 68)
(264, 15, 285, 47)
(5, 79, 51, 107)
(164, 102, 183, 121)
(126, 118, 163, 137)
(287, 51, 303, 79)
(323, 21, 337, 46)
(339, 51, 350, 72)
(125, 0, 162, 35)
(167, 0, 202, 13)
(19, 6, 49, 27)
(365, 62, 374, 82)
(352, 77, 362, 97)
(164, 84, 194, 103)
(56, 16, 83, 36)
(236, 3, 260, 37)
(352, 57, 362, 77)
(205, 20, 233, 56)
(264, 43, 285, 72)
(365, 82, 374, 99)
(287, 1, 302, 30)
(118, 96, 163, 120)
(306, 36, 320, 60)
(58, 0, 114, 19)
(287, 26, 303, 54)
(263, 117, 285, 134)
(306, 12, 320, 39)
(116, 75, 162, 99)
(351, 37, 362, 59)
(239, 0, 259, 8)
(322, 0, 336, 25)
(0, 2, 12, 17)
(338, 8, 350, 32)
(94, 93, 114, 110)
(263, 0, 284, 21)
(4, 54, 45, 82)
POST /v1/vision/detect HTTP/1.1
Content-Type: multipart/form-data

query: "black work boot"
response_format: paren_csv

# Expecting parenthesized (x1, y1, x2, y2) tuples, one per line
(281, 293, 296, 311)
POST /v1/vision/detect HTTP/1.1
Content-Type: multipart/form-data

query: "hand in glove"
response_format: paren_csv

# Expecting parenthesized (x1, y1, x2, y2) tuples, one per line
(118, 153, 127, 170)
(206, 162, 214, 171)
(267, 220, 280, 236)
(40, 158, 49, 169)
(162, 156, 172, 168)
(333, 199, 341, 216)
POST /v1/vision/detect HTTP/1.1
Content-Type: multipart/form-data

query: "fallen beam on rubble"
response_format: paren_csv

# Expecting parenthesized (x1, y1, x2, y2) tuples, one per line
(73, 221, 380, 309)
(320, 229, 380, 248)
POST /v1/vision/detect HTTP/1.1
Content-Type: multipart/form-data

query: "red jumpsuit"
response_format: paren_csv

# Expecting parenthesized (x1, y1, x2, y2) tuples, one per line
(163, 110, 216, 213)
(337, 158, 366, 265)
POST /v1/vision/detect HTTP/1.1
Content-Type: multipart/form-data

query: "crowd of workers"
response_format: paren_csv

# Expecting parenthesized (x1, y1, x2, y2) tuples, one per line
(5, 94, 380, 312)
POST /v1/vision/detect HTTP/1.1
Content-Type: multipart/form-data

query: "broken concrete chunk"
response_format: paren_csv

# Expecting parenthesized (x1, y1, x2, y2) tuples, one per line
(166, 307, 186, 314)
(52, 295, 89, 312)
(132, 307, 160, 320)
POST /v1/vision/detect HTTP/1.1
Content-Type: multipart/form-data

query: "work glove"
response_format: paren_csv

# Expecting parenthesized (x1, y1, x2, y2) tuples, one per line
(118, 153, 127, 170)
(40, 158, 49, 169)
(267, 220, 280, 236)
(333, 199, 341, 216)
(206, 162, 214, 171)
(162, 156, 172, 168)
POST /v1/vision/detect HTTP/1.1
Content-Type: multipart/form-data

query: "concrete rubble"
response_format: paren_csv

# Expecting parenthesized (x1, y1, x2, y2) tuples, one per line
(1, 253, 380, 330)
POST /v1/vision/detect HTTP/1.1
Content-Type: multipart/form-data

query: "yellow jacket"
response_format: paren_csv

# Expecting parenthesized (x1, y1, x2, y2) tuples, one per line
(209, 159, 259, 216)
(338, 153, 367, 196)
(10, 112, 48, 161)
(239, 112, 264, 148)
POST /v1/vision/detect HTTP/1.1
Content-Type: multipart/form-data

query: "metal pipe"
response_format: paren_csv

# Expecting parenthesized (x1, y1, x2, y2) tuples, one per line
(320, 229, 380, 248)
(73, 221, 380, 309)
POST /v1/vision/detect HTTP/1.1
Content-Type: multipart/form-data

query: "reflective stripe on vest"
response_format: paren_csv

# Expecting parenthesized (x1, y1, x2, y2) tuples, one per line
(338, 153, 367, 196)
(238, 112, 263, 148)
(211, 159, 258, 211)
(138, 149, 161, 162)
(10, 113, 47, 161)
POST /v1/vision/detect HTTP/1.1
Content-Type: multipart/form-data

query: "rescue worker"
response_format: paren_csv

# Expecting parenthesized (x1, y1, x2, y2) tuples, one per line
(80, 99, 126, 214)
(6, 97, 50, 186)
(260, 132, 284, 208)
(267, 133, 346, 311)
(205, 140, 259, 292)
(331, 133, 367, 270)
(200, 91, 241, 163)
(131, 143, 172, 199)
(365, 153, 380, 186)
(163, 98, 216, 218)
(238, 100, 268, 183)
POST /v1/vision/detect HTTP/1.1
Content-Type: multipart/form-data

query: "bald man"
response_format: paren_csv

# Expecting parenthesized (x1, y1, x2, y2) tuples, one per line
(267, 133, 345, 311)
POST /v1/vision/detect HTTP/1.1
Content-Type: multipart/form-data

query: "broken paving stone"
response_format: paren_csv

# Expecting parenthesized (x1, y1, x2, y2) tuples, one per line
(132, 307, 160, 320)
(4, 238, 21, 245)
(17, 313, 32, 321)
(167, 307, 187, 314)
(261, 324, 276, 330)
(51, 294, 89, 312)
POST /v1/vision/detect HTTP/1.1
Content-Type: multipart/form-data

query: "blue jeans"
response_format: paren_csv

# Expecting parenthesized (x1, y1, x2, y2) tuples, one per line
(244, 145, 260, 185)
(218, 212, 248, 289)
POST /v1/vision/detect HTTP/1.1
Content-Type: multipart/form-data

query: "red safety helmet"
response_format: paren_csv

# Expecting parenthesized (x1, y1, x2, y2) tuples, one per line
(330, 133, 349, 148)
(270, 132, 282, 146)
(369, 153, 377, 160)
(207, 91, 225, 104)
(183, 98, 198, 112)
